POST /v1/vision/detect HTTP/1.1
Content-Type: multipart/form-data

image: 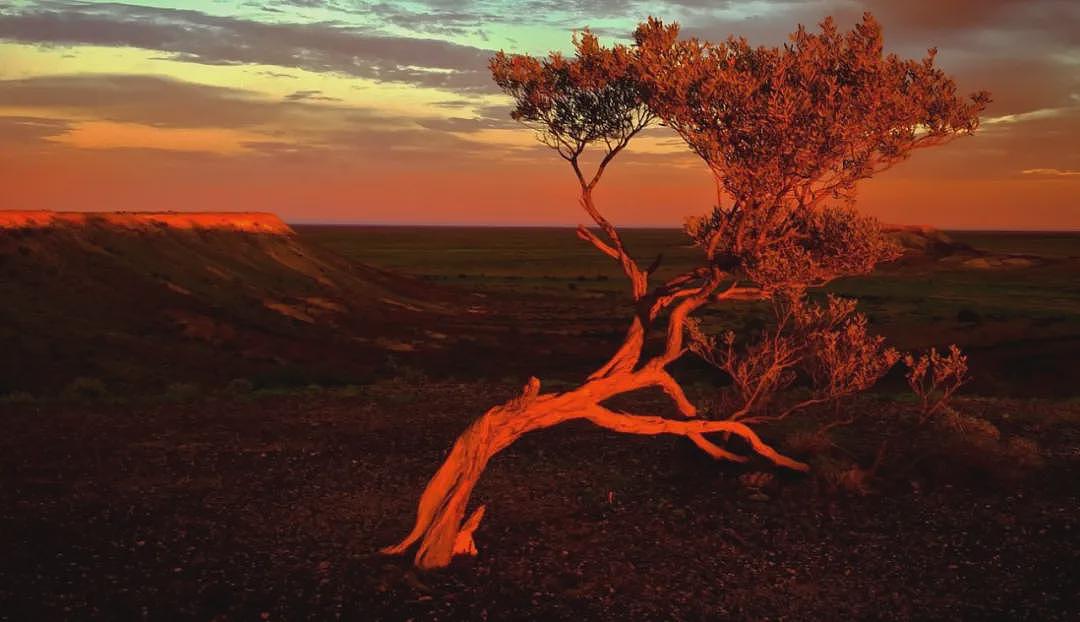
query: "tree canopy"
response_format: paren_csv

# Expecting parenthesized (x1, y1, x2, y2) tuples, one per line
(493, 14, 990, 291)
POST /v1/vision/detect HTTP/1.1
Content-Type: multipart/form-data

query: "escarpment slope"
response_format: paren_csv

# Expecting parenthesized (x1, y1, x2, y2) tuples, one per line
(0, 212, 453, 395)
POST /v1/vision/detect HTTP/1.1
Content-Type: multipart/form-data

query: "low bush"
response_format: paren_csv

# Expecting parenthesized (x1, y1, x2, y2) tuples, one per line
(1, 391, 34, 404)
(904, 345, 970, 424)
(62, 377, 108, 400)
(164, 382, 201, 402)
(225, 378, 254, 394)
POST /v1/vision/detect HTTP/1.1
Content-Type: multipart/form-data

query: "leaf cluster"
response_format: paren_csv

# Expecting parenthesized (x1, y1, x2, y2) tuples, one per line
(491, 14, 987, 290)
(635, 14, 989, 211)
(490, 30, 654, 167)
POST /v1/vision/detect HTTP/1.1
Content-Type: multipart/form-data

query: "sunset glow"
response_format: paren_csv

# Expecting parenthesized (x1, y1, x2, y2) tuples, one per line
(1, 0, 1077, 229)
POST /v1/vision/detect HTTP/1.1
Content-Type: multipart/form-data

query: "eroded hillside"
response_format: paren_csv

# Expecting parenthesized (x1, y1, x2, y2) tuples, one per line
(0, 212, 457, 395)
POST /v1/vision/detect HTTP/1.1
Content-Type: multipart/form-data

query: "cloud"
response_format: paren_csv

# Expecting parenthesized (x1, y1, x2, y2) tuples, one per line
(1021, 168, 1080, 178)
(861, 0, 1079, 43)
(861, 0, 1028, 31)
(0, 2, 496, 91)
(258, 70, 299, 79)
(354, 2, 495, 37)
(0, 72, 530, 163)
(431, 99, 482, 109)
(0, 115, 72, 145)
(46, 120, 287, 154)
(416, 103, 517, 132)
(985, 106, 1075, 125)
(0, 74, 289, 128)
(284, 90, 343, 102)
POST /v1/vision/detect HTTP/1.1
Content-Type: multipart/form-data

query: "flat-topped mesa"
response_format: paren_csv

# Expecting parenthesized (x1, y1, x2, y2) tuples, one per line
(881, 223, 972, 257)
(0, 211, 293, 235)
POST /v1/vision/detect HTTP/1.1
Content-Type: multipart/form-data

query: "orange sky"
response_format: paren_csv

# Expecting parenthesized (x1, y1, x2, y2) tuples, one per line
(0, 1, 1077, 229)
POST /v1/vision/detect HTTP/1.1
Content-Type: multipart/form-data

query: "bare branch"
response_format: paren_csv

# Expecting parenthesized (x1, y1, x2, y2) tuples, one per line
(581, 405, 809, 472)
(576, 225, 620, 260)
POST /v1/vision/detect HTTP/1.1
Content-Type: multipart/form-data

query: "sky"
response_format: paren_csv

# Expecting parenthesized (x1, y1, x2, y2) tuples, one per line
(0, 0, 1077, 229)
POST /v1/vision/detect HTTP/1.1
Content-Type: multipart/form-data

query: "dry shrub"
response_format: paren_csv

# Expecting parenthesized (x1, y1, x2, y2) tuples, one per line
(815, 457, 876, 496)
(225, 377, 254, 394)
(785, 430, 834, 457)
(919, 422, 1044, 487)
(1004, 436, 1043, 468)
(938, 408, 1001, 441)
(63, 376, 108, 401)
(688, 290, 899, 428)
(165, 382, 201, 402)
(824, 464, 874, 495)
(738, 471, 775, 490)
(904, 345, 969, 424)
(1, 391, 34, 404)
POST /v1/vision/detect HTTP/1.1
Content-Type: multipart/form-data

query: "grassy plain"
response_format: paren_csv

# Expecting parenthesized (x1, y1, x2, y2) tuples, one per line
(299, 225, 1080, 397)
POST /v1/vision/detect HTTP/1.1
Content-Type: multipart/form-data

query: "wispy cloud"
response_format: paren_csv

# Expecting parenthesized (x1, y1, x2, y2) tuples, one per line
(284, 90, 342, 102)
(985, 106, 1075, 125)
(1021, 167, 1080, 178)
(46, 120, 288, 154)
(0, 72, 528, 161)
(0, 2, 496, 91)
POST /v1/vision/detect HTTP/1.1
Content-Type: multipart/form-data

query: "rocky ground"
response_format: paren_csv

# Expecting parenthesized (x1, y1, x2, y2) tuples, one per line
(2, 385, 1077, 620)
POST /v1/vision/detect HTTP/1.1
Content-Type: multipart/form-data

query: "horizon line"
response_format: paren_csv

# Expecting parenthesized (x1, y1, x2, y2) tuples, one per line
(286, 221, 1080, 234)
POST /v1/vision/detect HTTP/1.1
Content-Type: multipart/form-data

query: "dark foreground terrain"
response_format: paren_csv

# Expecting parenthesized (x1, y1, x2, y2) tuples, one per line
(2, 225, 1079, 620)
(1, 386, 1077, 620)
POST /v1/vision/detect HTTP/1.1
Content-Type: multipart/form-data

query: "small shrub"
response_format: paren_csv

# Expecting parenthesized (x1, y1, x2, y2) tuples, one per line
(384, 357, 429, 385)
(688, 292, 898, 426)
(165, 382, 201, 402)
(785, 430, 833, 456)
(225, 378, 254, 394)
(938, 409, 1000, 440)
(63, 377, 108, 400)
(926, 430, 1043, 487)
(815, 444, 886, 496)
(1004, 436, 1043, 468)
(904, 345, 969, 424)
(337, 384, 365, 397)
(738, 471, 775, 490)
(822, 462, 875, 496)
(1, 391, 34, 404)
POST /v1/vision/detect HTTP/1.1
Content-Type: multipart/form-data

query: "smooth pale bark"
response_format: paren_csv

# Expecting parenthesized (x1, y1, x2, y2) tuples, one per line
(383, 358, 807, 569)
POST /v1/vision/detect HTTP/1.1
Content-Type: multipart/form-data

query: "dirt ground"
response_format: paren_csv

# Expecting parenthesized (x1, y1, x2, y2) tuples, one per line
(2, 385, 1077, 620)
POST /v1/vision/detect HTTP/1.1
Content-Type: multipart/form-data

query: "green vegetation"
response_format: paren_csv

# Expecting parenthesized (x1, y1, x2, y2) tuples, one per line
(298, 225, 1080, 398)
(297, 225, 704, 293)
(949, 230, 1080, 258)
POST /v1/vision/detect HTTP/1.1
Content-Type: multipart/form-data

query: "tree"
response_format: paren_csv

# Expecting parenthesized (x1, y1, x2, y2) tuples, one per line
(383, 14, 988, 570)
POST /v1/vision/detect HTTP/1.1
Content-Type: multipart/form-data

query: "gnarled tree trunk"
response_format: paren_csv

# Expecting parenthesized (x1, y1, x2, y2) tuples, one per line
(383, 345, 808, 569)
